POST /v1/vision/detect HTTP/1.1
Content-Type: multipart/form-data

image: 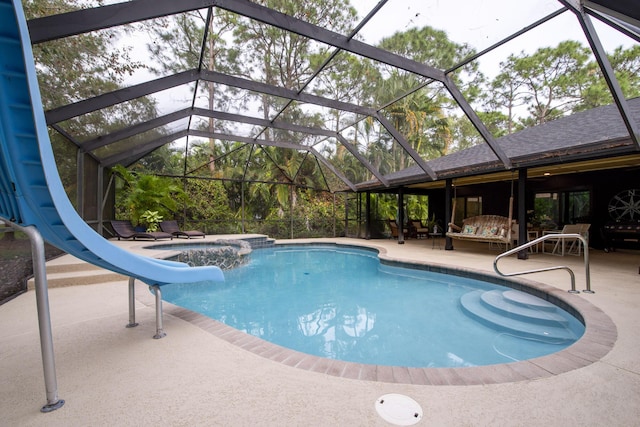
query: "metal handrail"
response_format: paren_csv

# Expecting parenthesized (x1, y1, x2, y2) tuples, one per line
(494, 233, 593, 293)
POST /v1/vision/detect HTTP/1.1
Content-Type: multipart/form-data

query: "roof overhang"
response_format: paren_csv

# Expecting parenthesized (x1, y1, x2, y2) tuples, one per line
(401, 152, 640, 190)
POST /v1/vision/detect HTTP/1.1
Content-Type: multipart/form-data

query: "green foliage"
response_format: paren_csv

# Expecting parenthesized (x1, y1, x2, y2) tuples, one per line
(26, 0, 160, 210)
(112, 165, 188, 227)
(291, 190, 343, 238)
(25, 0, 147, 110)
(515, 41, 591, 124)
(249, 188, 343, 238)
(406, 195, 429, 221)
(484, 41, 640, 132)
(370, 194, 398, 221)
(577, 45, 640, 111)
(378, 26, 476, 70)
(134, 146, 186, 176)
(183, 179, 235, 232)
(139, 210, 163, 232)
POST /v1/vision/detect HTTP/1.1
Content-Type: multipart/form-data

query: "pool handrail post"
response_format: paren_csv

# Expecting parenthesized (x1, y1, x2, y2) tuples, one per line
(494, 233, 592, 294)
(126, 277, 138, 328)
(12, 223, 65, 412)
(582, 242, 593, 293)
(151, 285, 166, 339)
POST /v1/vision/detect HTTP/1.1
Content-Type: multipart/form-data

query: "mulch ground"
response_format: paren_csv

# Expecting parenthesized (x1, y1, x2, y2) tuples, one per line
(0, 234, 64, 305)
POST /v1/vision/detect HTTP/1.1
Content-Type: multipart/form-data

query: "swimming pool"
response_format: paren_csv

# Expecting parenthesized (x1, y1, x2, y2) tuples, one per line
(159, 244, 584, 368)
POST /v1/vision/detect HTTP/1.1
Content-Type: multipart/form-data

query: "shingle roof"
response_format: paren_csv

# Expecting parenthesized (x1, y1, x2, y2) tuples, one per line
(368, 97, 640, 188)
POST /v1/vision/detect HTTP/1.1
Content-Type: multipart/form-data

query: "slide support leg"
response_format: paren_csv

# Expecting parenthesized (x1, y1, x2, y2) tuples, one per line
(151, 285, 166, 339)
(19, 224, 65, 412)
(126, 277, 138, 328)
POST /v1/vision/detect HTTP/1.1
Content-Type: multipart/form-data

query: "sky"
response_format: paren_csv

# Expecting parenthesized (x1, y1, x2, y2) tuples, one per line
(348, 0, 636, 77)
(350, 0, 635, 49)
(114, 0, 637, 96)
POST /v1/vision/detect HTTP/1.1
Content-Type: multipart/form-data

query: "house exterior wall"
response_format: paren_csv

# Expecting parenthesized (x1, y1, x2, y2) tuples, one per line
(418, 167, 640, 250)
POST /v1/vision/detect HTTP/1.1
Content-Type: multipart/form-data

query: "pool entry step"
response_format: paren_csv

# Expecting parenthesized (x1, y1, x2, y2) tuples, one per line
(460, 289, 577, 342)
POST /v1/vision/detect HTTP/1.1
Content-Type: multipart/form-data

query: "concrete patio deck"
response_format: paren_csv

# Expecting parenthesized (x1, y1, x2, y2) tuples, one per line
(1, 236, 639, 426)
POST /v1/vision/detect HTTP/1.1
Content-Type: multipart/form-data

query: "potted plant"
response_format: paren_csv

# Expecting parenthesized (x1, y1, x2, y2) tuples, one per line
(423, 213, 440, 235)
(139, 210, 163, 232)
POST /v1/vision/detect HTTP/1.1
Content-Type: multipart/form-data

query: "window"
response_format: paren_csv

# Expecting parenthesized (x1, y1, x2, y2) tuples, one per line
(533, 190, 590, 229)
(453, 196, 482, 224)
(533, 193, 559, 228)
(567, 190, 590, 221)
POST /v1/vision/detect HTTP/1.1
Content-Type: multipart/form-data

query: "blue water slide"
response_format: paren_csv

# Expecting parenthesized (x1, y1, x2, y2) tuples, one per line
(0, 0, 224, 286)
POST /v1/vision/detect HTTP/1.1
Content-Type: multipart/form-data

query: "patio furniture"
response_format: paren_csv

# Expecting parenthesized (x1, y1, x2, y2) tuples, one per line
(602, 221, 640, 252)
(542, 223, 590, 256)
(110, 220, 173, 240)
(569, 223, 591, 255)
(431, 224, 443, 249)
(410, 219, 430, 238)
(447, 215, 516, 249)
(527, 229, 540, 253)
(389, 219, 409, 239)
(159, 220, 205, 239)
(447, 184, 515, 250)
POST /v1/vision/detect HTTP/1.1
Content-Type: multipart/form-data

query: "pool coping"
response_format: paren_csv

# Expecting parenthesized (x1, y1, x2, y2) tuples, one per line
(137, 240, 617, 386)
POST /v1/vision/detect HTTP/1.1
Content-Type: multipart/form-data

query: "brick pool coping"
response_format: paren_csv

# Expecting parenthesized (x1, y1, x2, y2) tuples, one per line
(138, 241, 617, 386)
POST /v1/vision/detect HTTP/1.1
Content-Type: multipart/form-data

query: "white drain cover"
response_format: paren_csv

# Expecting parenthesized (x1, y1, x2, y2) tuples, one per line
(375, 393, 423, 425)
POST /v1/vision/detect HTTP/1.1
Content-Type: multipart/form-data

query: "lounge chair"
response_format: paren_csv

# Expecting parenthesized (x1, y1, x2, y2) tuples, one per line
(542, 223, 590, 256)
(389, 219, 409, 239)
(410, 219, 429, 238)
(110, 220, 173, 240)
(159, 220, 205, 239)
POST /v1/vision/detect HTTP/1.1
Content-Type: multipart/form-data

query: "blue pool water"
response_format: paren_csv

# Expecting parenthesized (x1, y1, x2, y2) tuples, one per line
(160, 244, 584, 368)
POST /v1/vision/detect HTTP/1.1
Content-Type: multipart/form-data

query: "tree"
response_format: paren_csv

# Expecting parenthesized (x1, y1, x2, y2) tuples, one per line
(148, 9, 239, 175)
(183, 179, 235, 232)
(377, 26, 475, 70)
(485, 54, 529, 134)
(375, 26, 481, 159)
(132, 145, 185, 176)
(25, 0, 158, 203)
(25, 0, 146, 109)
(486, 41, 640, 130)
(231, 0, 358, 215)
(578, 44, 640, 111)
(112, 165, 189, 227)
(488, 41, 593, 127)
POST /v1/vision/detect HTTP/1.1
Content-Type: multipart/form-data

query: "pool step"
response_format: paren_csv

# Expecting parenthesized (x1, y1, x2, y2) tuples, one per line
(459, 289, 578, 342)
(27, 267, 127, 289)
(480, 290, 569, 326)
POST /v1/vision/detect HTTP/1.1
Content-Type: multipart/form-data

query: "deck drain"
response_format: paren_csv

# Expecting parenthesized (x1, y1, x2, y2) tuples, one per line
(375, 393, 423, 425)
